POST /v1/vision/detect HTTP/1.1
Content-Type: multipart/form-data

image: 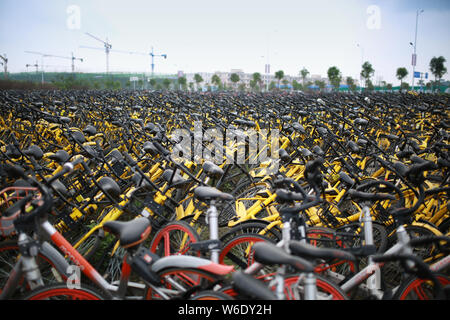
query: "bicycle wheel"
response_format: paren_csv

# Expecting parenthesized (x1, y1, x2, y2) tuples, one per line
(148, 221, 201, 257)
(189, 290, 234, 300)
(0, 240, 66, 299)
(281, 273, 348, 300)
(383, 224, 443, 289)
(22, 283, 107, 300)
(220, 220, 282, 245)
(145, 268, 225, 300)
(394, 274, 450, 300)
(219, 233, 275, 272)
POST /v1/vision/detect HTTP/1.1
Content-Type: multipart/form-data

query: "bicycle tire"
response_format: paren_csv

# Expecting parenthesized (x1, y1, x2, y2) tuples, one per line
(394, 273, 450, 300)
(145, 267, 225, 300)
(281, 273, 349, 300)
(22, 283, 108, 300)
(189, 290, 234, 300)
(0, 240, 67, 299)
(219, 220, 282, 244)
(148, 220, 201, 257)
(219, 233, 275, 272)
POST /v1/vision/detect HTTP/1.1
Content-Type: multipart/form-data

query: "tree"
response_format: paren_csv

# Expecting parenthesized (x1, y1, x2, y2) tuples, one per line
(211, 74, 221, 89)
(252, 72, 262, 88)
(386, 83, 393, 92)
(230, 73, 240, 90)
(188, 82, 194, 91)
(274, 70, 284, 88)
(281, 79, 289, 89)
(360, 61, 374, 90)
(314, 80, 325, 91)
(327, 66, 342, 91)
(194, 73, 203, 91)
(396, 67, 408, 91)
(429, 56, 447, 91)
(300, 68, 309, 87)
(162, 78, 171, 90)
(149, 78, 156, 89)
(346, 77, 357, 92)
(292, 79, 302, 91)
(177, 76, 187, 90)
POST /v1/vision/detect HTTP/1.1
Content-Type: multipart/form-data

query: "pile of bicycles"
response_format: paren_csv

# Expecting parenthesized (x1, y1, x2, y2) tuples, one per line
(0, 89, 448, 300)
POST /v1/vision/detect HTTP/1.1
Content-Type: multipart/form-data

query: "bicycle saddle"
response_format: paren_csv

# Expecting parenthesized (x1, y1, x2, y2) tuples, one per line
(312, 145, 324, 156)
(48, 150, 70, 164)
(232, 271, 277, 300)
(253, 242, 314, 273)
(83, 125, 97, 136)
(51, 179, 71, 199)
(193, 186, 233, 202)
(71, 130, 86, 144)
(279, 148, 291, 162)
(23, 145, 44, 160)
(289, 240, 356, 263)
(161, 169, 189, 186)
(142, 141, 159, 156)
(202, 161, 224, 178)
(98, 176, 122, 201)
(347, 141, 360, 153)
(103, 217, 151, 249)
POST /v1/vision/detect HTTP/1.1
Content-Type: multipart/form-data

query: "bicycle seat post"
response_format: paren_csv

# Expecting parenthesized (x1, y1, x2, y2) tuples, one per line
(361, 206, 382, 296)
(206, 199, 220, 264)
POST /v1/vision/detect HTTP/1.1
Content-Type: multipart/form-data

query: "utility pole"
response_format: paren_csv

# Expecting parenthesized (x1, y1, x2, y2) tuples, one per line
(0, 54, 8, 79)
(357, 44, 364, 92)
(411, 9, 424, 91)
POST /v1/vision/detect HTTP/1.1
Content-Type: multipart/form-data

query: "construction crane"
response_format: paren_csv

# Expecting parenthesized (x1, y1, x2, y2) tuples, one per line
(0, 54, 8, 79)
(120, 46, 167, 77)
(81, 32, 112, 74)
(26, 61, 39, 73)
(25, 51, 84, 83)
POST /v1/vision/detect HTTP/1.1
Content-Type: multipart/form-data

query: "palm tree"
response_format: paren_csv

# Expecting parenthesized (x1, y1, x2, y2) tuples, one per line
(274, 70, 284, 89)
(429, 56, 447, 91)
(300, 68, 309, 87)
(396, 67, 408, 91)
(327, 66, 342, 91)
(361, 61, 374, 90)
(194, 73, 203, 91)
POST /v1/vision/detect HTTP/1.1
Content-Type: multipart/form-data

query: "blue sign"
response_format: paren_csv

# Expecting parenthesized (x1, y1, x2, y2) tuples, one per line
(414, 71, 421, 78)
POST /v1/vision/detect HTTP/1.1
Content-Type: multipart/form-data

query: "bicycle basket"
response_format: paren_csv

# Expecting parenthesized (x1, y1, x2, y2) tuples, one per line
(0, 186, 41, 237)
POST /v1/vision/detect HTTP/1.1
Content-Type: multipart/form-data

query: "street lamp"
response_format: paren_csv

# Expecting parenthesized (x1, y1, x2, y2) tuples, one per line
(411, 9, 424, 91)
(357, 43, 364, 92)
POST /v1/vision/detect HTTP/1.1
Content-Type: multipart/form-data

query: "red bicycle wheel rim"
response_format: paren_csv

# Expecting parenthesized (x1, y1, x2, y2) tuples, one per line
(399, 276, 450, 300)
(219, 235, 268, 269)
(150, 223, 200, 257)
(283, 275, 347, 300)
(28, 288, 102, 300)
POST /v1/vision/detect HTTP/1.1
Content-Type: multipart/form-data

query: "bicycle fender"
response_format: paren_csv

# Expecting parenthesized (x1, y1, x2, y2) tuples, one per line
(151, 255, 233, 275)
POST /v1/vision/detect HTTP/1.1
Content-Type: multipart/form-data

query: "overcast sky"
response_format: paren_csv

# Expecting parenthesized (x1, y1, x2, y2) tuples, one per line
(1, 0, 449, 84)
